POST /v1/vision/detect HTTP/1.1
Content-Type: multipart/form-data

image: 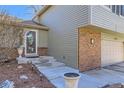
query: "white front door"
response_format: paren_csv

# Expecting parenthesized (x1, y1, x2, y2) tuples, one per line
(101, 40, 124, 67)
(25, 30, 38, 56)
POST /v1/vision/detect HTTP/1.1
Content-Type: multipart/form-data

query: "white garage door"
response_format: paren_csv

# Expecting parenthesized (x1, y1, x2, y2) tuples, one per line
(101, 40, 124, 67)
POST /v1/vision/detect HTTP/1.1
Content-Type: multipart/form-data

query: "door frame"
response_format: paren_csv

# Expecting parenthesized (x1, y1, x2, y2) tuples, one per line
(25, 30, 38, 56)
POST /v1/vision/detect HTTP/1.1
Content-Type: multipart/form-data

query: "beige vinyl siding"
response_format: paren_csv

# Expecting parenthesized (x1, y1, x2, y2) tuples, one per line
(38, 30, 48, 47)
(91, 5, 124, 34)
(39, 5, 90, 68)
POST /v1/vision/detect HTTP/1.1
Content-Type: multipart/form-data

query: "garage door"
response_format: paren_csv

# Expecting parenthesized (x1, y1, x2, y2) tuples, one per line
(101, 40, 124, 67)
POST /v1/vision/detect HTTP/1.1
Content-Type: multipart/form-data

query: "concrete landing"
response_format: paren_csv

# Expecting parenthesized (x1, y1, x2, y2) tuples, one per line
(50, 73, 107, 88)
(34, 64, 108, 88)
(83, 68, 124, 85)
(33, 62, 124, 88)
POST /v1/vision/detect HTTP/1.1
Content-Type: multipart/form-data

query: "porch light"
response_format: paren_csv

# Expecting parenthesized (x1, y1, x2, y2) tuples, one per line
(90, 38, 95, 45)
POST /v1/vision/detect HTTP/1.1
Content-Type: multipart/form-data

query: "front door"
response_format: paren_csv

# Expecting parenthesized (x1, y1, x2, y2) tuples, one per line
(25, 30, 37, 56)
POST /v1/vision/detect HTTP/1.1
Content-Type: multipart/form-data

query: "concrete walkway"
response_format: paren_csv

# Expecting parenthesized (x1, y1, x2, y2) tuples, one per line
(34, 62, 124, 88)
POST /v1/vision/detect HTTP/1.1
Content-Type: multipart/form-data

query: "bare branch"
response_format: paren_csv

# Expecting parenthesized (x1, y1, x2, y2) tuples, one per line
(26, 5, 43, 16)
(0, 9, 24, 48)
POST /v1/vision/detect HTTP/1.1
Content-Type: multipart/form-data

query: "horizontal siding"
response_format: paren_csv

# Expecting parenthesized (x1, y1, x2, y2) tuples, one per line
(38, 30, 48, 47)
(40, 5, 89, 68)
(91, 6, 124, 34)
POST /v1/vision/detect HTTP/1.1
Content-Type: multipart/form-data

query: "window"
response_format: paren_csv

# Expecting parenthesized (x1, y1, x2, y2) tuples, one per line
(105, 5, 124, 17)
(112, 5, 116, 13)
(116, 5, 120, 15)
(120, 5, 124, 16)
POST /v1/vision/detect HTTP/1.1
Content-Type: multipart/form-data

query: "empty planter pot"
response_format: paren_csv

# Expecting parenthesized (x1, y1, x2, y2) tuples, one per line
(17, 47, 23, 58)
(64, 72, 80, 88)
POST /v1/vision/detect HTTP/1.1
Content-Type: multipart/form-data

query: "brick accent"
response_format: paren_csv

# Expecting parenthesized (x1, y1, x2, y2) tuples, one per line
(0, 47, 48, 62)
(37, 47, 48, 56)
(22, 47, 48, 56)
(78, 27, 101, 72)
(0, 48, 18, 60)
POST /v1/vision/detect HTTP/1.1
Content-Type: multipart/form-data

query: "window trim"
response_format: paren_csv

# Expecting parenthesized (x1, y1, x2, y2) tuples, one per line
(102, 5, 112, 12)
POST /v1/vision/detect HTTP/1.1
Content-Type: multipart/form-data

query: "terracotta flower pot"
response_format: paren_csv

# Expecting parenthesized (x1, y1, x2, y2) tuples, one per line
(64, 72, 80, 88)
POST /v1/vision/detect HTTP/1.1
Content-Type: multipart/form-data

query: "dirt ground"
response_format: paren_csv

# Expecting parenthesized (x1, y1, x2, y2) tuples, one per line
(0, 61, 55, 88)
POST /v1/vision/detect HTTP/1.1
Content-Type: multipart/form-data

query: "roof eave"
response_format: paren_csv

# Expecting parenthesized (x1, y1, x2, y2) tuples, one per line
(33, 5, 52, 20)
(23, 24, 49, 31)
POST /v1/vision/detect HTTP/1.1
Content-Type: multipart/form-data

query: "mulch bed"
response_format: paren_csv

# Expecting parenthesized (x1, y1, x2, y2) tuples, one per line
(0, 61, 55, 88)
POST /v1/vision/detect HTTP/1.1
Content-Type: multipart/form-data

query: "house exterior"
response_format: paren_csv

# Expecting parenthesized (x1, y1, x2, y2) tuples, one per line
(20, 20, 48, 57)
(33, 5, 124, 72)
(0, 18, 48, 61)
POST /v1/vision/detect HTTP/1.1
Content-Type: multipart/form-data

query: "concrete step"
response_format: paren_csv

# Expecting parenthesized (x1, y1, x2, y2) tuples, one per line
(40, 56, 55, 60)
(51, 61, 65, 67)
(49, 59, 57, 62)
(34, 61, 65, 69)
(17, 56, 58, 65)
(39, 56, 57, 63)
(39, 59, 57, 63)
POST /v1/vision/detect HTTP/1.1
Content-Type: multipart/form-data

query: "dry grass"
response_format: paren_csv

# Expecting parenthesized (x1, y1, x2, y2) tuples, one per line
(0, 61, 55, 88)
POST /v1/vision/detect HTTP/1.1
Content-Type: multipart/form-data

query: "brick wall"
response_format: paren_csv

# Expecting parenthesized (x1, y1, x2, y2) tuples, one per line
(78, 27, 101, 72)
(37, 47, 48, 56)
(22, 47, 48, 56)
(0, 47, 48, 61)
